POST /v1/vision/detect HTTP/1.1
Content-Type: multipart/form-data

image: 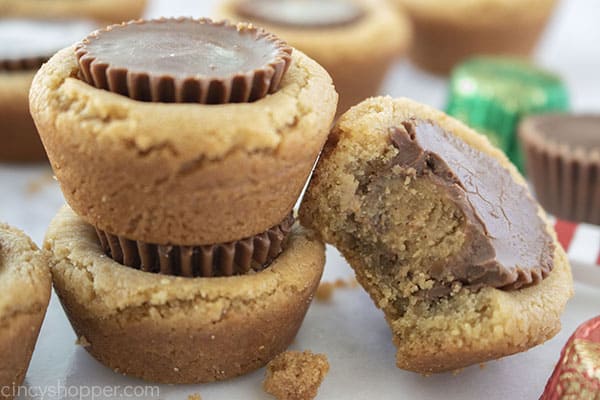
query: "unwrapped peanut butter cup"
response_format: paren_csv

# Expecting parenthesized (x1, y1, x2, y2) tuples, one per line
(75, 18, 293, 103)
(95, 214, 295, 277)
(235, 0, 366, 28)
(520, 114, 600, 225)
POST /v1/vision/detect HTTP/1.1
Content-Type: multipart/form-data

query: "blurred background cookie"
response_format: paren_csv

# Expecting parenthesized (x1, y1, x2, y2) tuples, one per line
(0, 0, 146, 163)
(0, 19, 96, 162)
(395, 0, 559, 74)
(220, 0, 411, 115)
(0, 0, 147, 25)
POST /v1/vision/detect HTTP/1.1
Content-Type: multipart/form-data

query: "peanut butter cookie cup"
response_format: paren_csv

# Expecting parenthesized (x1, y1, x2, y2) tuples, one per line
(300, 97, 573, 373)
(0, 224, 51, 400)
(46, 206, 325, 384)
(32, 18, 337, 382)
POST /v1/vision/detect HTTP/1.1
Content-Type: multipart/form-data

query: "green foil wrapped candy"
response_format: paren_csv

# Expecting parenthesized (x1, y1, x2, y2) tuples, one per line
(446, 57, 569, 172)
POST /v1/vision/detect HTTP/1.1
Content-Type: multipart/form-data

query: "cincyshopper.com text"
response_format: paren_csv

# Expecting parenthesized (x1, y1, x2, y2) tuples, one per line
(0, 382, 160, 400)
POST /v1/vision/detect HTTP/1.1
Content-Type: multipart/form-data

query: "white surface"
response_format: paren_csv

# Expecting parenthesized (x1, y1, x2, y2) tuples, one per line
(1, 0, 599, 399)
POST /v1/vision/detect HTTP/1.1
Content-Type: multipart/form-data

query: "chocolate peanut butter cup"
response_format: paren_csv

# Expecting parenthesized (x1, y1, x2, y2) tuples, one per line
(235, 0, 366, 28)
(520, 114, 600, 225)
(95, 214, 295, 277)
(76, 18, 293, 103)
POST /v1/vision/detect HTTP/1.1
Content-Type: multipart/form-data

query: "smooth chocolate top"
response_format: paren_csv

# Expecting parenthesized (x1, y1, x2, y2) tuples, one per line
(236, 0, 366, 28)
(83, 19, 281, 78)
(527, 114, 600, 151)
(76, 19, 292, 103)
(390, 119, 554, 290)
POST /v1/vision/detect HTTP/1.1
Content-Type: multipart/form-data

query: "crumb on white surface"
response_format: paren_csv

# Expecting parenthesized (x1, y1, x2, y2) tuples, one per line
(315, 278, 359, 302)
(263, 350, 329, 400)
(75, 336, 90, 347)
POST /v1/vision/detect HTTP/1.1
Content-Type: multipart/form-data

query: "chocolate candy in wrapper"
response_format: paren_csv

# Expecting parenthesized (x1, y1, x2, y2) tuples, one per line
(446, 57, 569, 172)
(541, 316, 600, 399)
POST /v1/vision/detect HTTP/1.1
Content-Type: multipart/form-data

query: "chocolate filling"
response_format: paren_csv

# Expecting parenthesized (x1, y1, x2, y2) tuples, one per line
(96, 214, 295, 278)
(389, 119, 554, 295)
(76, 18, 292, 103)
(236, 0, 366, 29)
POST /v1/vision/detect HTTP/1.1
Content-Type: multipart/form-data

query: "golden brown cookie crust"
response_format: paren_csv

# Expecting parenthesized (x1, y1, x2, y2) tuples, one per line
(30, 45, 337, 245)
(220, 0, 411, 114)
(0, 71, 46, 162)
(0, 0, 147, 24)
(45, 206, 326, 384)
(299, 97, 573, 373)
(0, 224, 51, 399)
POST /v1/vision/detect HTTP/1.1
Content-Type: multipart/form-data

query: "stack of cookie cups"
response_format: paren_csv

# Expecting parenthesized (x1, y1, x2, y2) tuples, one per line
(30, 18, 337, 383)
(0, 224, 51, 400)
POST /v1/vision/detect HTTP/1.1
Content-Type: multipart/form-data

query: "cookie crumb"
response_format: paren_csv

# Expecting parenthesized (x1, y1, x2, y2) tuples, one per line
(76, 336, 90, 347)
(336, 278, 358, 289)
(263, 350, 329, 400)
(26, 172, 56, 195)
(315, 278, 359, 302)
(188, 394, 202, 400)
(315, 282, 335, 302)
